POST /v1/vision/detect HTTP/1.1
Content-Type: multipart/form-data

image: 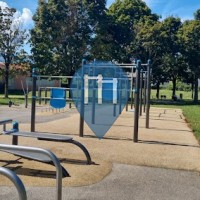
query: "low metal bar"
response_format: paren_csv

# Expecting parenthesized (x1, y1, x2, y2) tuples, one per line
(36, 75, 73, 79)
(0, 119, 13, 131)
(0, 167, 27, 200)
(0, 144, 63, 200)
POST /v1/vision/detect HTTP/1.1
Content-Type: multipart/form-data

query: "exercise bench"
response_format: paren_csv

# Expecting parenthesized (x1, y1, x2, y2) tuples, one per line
(1, 119, 92, 165)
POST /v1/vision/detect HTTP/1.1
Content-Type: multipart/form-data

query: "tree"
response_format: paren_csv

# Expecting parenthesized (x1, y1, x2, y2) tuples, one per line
(159, 17, 183, 97)
(30, 0, 107, 76)
(0, 6, 28, 98)
(161, 53, 187, 97)
(91, 0, 158, 63)
(194, 9, 200, 20)
(178, 19, 200, 102)
(134, 19, 162, 98)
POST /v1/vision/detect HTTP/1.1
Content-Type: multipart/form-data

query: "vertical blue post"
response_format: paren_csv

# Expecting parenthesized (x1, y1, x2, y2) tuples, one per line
(12, 121, 19, 145)
(133, 60, 141, 142)
(31, 68, 37, 132)
(146, 59, 151, 128)
(79, 59, 86, 137)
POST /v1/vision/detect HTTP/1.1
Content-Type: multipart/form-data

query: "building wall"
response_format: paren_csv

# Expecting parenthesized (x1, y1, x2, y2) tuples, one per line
(9, 76, 61, 90)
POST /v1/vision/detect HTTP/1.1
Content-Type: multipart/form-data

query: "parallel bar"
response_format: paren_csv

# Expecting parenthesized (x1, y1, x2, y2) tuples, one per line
(37, 75, 73, 79)
(0, 119, 13, 131)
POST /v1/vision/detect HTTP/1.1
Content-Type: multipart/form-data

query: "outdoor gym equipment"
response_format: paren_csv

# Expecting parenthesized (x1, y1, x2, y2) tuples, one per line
(75, 60, 150, 142)
(0, 167, 27, 200)
(0, 119, 64, 200)
(70, 60, 130, 139)
(30, 70, 73, 131)
(50, 88, 67, 109)
(30, 58, 151, 142)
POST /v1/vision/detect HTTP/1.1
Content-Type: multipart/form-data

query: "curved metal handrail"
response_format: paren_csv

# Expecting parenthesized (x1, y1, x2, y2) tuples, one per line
(0, 144, 62, 200)
(0, 167, 27, 200)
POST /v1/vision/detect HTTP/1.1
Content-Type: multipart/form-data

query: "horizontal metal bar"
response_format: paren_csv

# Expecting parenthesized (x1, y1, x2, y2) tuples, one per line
(37, 75, 73, 79)
(0, 119, 13, 125)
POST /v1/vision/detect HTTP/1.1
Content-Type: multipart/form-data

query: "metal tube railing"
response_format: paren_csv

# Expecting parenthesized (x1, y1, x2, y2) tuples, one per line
(0, 144, 63, 200)
(0, 167, 27, 200)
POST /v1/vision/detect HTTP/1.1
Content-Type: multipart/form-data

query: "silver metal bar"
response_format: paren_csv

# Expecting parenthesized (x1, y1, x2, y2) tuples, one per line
(0, 144, 63, 200)
(0, 167, 27, 200)
(37, 75, 73, 79)
(0, 119, 13, 132)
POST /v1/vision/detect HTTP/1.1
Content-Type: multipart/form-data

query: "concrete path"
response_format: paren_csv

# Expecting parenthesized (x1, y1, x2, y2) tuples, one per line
(1, 163, 200, 200)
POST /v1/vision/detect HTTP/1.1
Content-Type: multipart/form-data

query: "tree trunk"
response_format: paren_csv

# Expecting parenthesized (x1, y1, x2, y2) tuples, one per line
(172, 77, 176, 97)
(4, 63, 9, 98)
(156, 81, 160, 99)
(194, 76, 198, 103)
(191, 81, 194, 99)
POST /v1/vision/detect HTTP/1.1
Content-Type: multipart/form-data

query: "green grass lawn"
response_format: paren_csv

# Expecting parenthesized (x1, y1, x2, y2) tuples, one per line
(151, 89, 194, 100)
(180, 105, 200, 142)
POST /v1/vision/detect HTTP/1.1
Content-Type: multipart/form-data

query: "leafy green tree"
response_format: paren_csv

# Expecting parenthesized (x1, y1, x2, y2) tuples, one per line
(0, 6, 28, 98)
(178, 19, 200, 102)
(161, 53, 187, 97)
(30, 0, 106, 76)
(91, 0, 158, 63)
(160, 17, 183, 97)
(134, 19, 164, 98)
(135, 16, 186, 98)
(194, 9, 200, 20)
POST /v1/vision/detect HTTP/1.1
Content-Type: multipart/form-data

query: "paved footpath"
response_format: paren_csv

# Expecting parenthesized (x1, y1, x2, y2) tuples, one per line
(1, 163, 200, 200)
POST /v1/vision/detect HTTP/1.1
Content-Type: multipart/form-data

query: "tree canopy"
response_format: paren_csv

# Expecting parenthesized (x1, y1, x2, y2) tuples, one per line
(30, 0, 107, 76)
(0, 6, 28, 97)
